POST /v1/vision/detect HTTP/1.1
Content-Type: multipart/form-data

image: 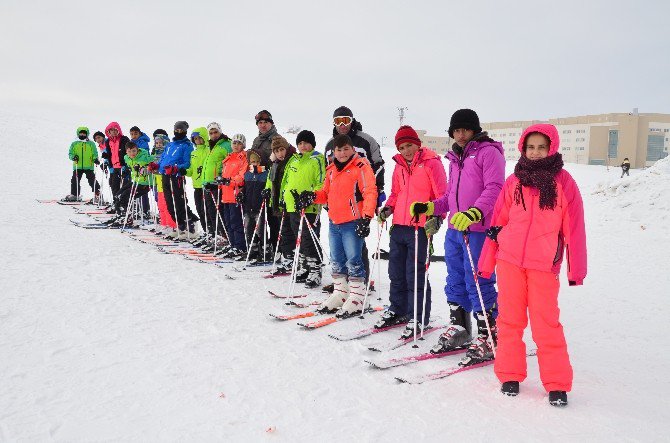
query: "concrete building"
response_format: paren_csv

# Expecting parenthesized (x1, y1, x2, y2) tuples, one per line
(417, 111, 670, 168)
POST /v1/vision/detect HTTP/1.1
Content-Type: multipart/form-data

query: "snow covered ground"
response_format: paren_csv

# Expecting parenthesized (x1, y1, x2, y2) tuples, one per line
(1, 110, 669, 441)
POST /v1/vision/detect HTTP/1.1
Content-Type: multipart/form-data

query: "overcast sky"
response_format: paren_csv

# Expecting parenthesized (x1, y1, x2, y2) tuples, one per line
(2, 0, 669, 142)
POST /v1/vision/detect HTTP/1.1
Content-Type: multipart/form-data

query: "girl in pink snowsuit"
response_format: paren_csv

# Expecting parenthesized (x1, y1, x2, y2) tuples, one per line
(478, 123, 587, 407)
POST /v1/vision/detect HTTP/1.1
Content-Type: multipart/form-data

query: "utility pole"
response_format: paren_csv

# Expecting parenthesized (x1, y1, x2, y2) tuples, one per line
(398, 107, 408, 126)
(381, 136, 387, 147)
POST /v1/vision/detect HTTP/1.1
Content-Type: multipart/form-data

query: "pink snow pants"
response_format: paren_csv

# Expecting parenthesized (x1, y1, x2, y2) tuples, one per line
(158, 191, 176, 228)
(494, 259, 573, 392)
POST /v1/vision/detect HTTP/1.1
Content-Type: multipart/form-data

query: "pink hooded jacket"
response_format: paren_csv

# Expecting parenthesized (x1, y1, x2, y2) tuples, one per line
(385, 148, 447, 227)
(478, 124, 587, 285)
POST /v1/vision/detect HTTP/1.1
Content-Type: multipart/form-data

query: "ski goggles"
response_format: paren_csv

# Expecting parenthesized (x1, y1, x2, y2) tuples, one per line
(333, 116, 353, 126)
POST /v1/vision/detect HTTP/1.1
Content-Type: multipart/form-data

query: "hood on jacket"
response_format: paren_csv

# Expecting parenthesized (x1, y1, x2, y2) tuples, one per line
(392, 146, 439, 166)
(76, 126, 90, 137)
(518, 124, 560, 157)
(331, 118, 363, 137)
(190, 126, 210, 147)
(105, 122, 123, 139)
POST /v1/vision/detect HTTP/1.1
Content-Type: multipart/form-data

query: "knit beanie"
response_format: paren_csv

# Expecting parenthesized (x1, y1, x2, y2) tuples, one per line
(232, 133, 247, 147)
(395, 125, 422, 148)
(174, 121, 189, 131)
(207, 122, 221, 132)
(333, 106, 353, 118)
(296, 130, 316, 148)
(271, 135, 289, 151)
(255, 110, 274, 124)
(448, 109, 482, 138)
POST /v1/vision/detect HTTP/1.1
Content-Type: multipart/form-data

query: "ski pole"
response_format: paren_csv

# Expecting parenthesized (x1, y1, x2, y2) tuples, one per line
(169, 174, 181, 239)
(181, 177, 191, 240)
(240, 202, 249, 251)
(241, 200, 266, 267)
(303, 214, 325, 265)
(121, 180, 139, 232)
(463, 232, 496, 358)
(287, 209, 306, 305)
(75, 162, 79, 202)
(420, 234, 432, 340)
(270, 211, 286, 275)
(203, 187, 209, 239)
(412, 221, 419, 347)
(262, 201, 269, 263)
(213, 188, 220, 255)
(359, 219, 384, 320)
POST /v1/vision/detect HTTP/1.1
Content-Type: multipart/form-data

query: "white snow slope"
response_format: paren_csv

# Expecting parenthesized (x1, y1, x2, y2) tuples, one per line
(1, 111, 669, 442)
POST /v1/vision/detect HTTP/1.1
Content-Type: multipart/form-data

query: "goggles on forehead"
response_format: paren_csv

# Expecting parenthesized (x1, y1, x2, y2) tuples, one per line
(333, 116, 353, 127)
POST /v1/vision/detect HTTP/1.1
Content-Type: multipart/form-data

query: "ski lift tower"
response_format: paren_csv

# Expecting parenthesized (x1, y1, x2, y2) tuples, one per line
(398, 107, 408, 126)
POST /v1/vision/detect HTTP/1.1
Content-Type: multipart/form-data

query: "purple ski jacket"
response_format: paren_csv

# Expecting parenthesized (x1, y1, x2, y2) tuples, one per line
(432, 133, 505, 232)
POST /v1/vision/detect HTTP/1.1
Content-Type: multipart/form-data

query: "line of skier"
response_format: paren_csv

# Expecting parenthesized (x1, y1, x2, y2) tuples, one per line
(64, 107, 586, 407)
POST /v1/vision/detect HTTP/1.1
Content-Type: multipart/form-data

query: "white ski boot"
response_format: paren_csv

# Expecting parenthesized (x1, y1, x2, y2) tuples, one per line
(317, 274, 348, 314)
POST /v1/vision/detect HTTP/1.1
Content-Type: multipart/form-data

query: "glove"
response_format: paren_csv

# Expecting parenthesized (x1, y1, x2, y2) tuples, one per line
(261, 188, 271, 202)
(197, 166, 203, 174)
(94, 159, 100, 165)
(163, 165, 173, 175)
(424, 216, 443, 236)
(101, 162, 108, 173)
(486, 226, 503, 242)
(216, 177, 231, 186)
(278, 200, 286, 211)
(410, 201, 434, 218)
(377, 206, 393, 223)
(450, 207, 483, 231)
(297, 190, 316, 211)
(133, 164, 141, 172)
(377, 191, 386, 208)
(355, 217, 371, 238)
(178, 168, 188, 176)
(147, 162, 159, 172)
(235, 191, 245, 204)
(73, 155, 79, 162)
(205, 182, 219, 191)
(138, 167, 147, 176)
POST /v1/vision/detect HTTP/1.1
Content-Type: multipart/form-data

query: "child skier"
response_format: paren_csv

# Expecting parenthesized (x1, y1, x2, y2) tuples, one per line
(298, 134, 377, 317)
(63, 127, 101, 202)
(186, 127, 210, 236)
(376, 126, 447, 338)
(218, 134, 248, 258)
(107, 141, 154, 226)
(129, 126, 151, 151)
(263, 135, 297, 275)
(477, 123, 587, 407)
(281, 130, 326, 288)
(236, 151, 270, 263)
(148, 134, 175, 233)
(410, 109, 505, 361)
(621, 157, 631, 178)
(101, 122, 131, 200)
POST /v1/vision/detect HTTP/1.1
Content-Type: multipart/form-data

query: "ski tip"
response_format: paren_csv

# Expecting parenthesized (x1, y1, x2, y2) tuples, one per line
(368, 347, 382, 353)
(394, 377, 408, 384)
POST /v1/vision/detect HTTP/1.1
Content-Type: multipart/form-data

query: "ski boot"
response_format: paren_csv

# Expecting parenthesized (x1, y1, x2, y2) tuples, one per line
(459, 309, 497, 366)
(271, 253, 293, 276)
(336, 277, 366, 318)
(430, 302, 472, 354)
(294, 254, 309, 283)
(61, 194, 81, 202)
(501, 381, 519, 396)
(549, 391, 568, 407)
(400, 318, 431, 339)
(374, 310, 408, 329)
(317, 274, 348, 314)
(304, 257, 322, 289)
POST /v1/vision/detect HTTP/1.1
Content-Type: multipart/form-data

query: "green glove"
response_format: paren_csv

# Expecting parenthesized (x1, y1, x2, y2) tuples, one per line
(449, 207, 482, 231)
(410, 201, 434, 217)
(377, 206, 393, 223)
(424, 216, 443, 236)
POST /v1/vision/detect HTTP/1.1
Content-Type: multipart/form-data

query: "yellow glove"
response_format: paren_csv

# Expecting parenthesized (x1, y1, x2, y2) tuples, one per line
(449, 207, 483, 231)
(410, 201, 434, 218)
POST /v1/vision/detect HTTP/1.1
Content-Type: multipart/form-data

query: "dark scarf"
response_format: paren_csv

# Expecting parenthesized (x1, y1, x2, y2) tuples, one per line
(334, 156, 354, 171)
(514, 153, 564, 210)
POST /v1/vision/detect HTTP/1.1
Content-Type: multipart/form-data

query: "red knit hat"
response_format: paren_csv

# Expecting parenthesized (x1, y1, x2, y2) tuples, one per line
(395, 125, 422, 149)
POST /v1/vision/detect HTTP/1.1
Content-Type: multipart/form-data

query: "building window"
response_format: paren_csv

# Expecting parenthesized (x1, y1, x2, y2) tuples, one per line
(563, 147, 571, 151)
(608, 130, 618, 158)
(562, 130, 572, 134)
(589, 159, 606, 166)
(647, 134, 668, 161)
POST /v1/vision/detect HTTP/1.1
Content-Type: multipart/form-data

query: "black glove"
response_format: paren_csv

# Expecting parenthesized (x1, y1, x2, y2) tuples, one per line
(297, 190, 316, 210)
(178, 168, 188, 176)
(133, 164, 141, 172)
(235, 191, 244, 204)
(101, 151, 109, 160)
(94, 159, 100, 165)
(73, 155, 79, 162)
(355, 217, 371, 238)
(217, 177, 231, 186)
(205, 182, 218, 191)
(486, 226, 503, 242)
(278, 199, 286, 211)
(261, 188, 271, 202)
(101, 162, 108, 173)
(196, 166, 203, 174)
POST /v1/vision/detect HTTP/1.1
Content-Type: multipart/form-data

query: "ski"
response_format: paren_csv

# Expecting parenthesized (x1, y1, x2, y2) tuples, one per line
(298, 306, 384, 329)
(268, 291, 308, 299)
(36, 199, 57, 203)
(395, 349, 537, 384)
(58, 199, 92, 206)
(269, 309, 326, 321)
(328, 321, 409, 341)
(367, 324, 447, 353)
(365, 347, 468, 369)
(264, 272, 291, 279)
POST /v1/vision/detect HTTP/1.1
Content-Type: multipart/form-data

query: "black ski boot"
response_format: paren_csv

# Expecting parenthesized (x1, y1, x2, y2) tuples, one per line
(374, 310, 408, 329)
(501, 381, 519, 396)
(459, 309, 497, 366)
(431, 302, 472, 354)
(549, 391, 568, 407)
